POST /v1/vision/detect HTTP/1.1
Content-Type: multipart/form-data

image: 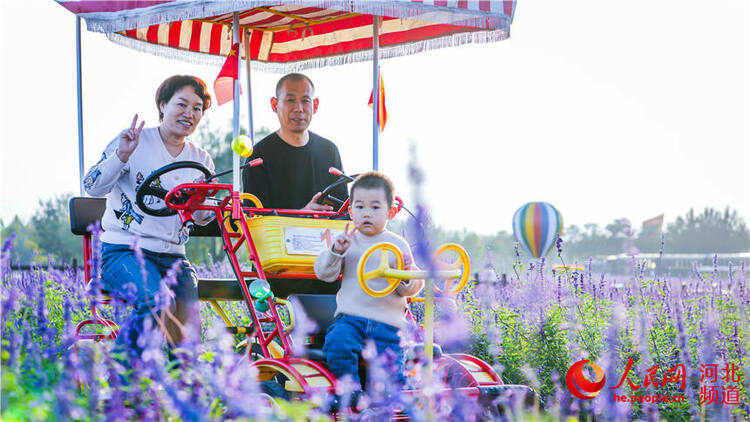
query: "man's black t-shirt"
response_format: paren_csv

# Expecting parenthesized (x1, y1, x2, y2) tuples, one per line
(242, 131, 348, 209)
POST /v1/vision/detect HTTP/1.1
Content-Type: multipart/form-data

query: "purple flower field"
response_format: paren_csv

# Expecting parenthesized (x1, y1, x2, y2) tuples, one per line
(1, 228, 748, 421)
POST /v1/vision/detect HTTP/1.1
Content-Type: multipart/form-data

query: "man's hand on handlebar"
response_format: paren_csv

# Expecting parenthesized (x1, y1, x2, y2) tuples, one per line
(302, 192, 334, 211)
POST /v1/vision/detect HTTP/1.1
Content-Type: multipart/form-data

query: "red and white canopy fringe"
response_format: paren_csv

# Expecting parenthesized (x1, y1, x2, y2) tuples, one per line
(56, 1, 516, 72)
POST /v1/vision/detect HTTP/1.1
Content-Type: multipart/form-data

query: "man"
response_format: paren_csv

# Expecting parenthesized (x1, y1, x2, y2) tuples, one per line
(242, 73, 348, 211)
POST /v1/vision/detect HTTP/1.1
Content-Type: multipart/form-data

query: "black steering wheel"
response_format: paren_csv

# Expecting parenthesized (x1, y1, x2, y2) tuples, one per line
(136, 161, 212, 217)
(317, 173, 359, 208)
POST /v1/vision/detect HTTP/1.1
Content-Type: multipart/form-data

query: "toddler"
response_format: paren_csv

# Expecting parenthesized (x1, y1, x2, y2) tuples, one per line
(314, 171, 423, 389)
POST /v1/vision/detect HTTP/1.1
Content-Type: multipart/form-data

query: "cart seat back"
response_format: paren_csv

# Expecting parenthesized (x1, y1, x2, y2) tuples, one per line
(288, 294, 337, 347)
(69, 197, 106, 235)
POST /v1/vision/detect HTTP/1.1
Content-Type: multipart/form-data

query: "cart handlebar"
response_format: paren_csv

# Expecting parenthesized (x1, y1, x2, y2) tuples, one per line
(209, 157, 263, 181)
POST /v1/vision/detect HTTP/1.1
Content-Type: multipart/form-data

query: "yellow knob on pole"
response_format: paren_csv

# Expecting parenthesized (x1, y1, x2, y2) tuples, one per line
(231, 134, 253, 157)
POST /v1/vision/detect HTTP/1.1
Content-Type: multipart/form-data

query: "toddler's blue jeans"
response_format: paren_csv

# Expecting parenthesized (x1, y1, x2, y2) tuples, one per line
(323, 313, 405, 389)
(100, 242, 199, 357)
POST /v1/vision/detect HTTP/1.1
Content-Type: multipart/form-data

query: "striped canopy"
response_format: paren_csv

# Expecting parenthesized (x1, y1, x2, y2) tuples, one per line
(56, 1, 516, 72)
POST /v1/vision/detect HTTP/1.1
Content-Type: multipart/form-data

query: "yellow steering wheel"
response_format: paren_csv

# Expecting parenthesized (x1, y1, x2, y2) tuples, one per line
(357, 242, 405, 297)
(223, 193, 263, 234)
(433, 243, 471, 295)
(356, 242, 471, 297)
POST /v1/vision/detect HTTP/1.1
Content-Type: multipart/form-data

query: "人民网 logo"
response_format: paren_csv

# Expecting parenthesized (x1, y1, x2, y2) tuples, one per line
(566, 359, 606, 400)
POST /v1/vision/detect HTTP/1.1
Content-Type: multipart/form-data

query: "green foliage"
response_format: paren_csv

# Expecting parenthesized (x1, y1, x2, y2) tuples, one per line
(472, 303, 597, 401)
(574, 292, 611, 359)
(462, 283, 574, 401)
(563, 207, 749, 258)
(3, 177, 748, 267)
(3, 242, 749, 420)
(29, 194, 82, 264)
(1, 216, 43, 265)
(563, 222, 622, 258)
(1, 193, 84, 266)
(664, 207, 750, 253)
(44, 276, 89, 339)
(527, 306, 572, 398)
(1, 371, 55, 422)
(0, 194, 83, 266)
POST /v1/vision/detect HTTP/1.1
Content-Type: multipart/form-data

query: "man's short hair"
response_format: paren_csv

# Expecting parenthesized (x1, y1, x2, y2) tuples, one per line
(275, 73, 315, 98)
(350, 171, 395, 207)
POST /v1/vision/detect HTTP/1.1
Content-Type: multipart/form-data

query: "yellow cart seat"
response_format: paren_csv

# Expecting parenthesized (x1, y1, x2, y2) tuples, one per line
(245, 216, 350, 274)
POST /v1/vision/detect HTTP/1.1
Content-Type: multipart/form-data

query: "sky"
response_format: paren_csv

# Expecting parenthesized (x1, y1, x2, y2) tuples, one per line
(1, 0, 748, 236)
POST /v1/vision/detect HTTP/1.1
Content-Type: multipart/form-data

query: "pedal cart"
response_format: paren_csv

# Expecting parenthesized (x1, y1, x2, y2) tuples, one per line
(58, 1, 526, 417)
(127, 158, 535, 418)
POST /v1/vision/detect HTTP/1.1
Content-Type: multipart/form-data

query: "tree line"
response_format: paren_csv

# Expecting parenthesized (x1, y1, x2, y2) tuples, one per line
(2, 122, 748, 267)
(2, 197, 747, 269)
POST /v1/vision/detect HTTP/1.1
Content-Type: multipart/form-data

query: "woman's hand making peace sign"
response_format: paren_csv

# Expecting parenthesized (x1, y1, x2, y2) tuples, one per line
(333, 222, 358, 254)
(116, 114, 146, 163)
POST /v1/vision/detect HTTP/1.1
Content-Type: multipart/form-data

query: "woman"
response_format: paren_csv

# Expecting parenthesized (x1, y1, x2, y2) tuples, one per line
(83, 75, 215, 357)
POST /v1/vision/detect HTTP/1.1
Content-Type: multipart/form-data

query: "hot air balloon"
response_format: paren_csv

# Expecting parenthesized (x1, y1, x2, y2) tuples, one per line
(512, 202, 563, 259)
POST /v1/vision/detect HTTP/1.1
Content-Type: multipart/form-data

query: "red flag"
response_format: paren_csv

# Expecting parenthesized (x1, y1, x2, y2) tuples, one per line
(642, 214, 664, 234)
(214, 43, 241, 106)
(368, 71, 388, 132)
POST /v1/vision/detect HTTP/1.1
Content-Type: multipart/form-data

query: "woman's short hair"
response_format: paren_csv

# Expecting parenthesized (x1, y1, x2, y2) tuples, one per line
(155, 75, 212, 121)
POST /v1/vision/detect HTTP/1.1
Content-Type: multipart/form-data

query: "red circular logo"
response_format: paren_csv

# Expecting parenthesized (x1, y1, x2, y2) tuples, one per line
(565, 359, 606, 400)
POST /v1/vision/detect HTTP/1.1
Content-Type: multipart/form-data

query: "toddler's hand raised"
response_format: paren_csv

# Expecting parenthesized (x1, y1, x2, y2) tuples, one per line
(333, 222, 357, 254)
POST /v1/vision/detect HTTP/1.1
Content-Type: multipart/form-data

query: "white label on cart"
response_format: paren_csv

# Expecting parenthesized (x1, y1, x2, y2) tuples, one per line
(285, 227, 345, 255)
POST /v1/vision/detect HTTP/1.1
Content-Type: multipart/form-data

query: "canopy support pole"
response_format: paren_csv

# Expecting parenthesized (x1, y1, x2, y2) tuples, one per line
(372, 16, 380, 171)
(76, 17, 85, 196)
(231, 12, 241, 218)
(245, 29, 255, 147)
